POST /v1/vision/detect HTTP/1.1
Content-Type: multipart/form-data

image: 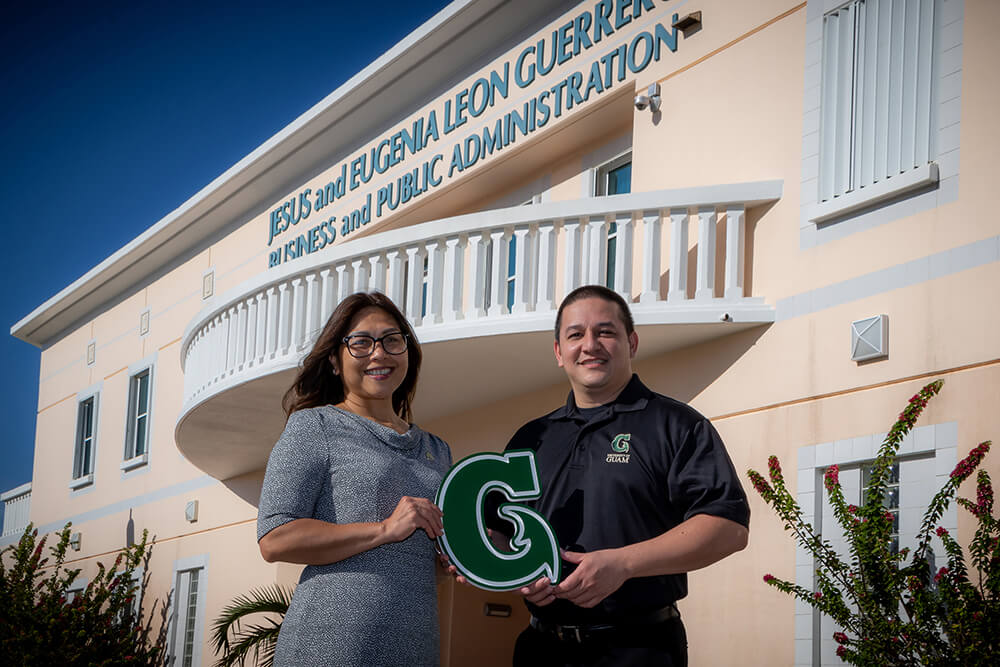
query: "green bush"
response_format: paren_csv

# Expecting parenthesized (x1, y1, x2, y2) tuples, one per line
(0, 522, 168, 666)
(748, 380, 999, 665)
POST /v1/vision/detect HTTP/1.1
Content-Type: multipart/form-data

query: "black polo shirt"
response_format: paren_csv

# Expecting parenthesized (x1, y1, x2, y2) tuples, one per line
(494, 374, 749, 625)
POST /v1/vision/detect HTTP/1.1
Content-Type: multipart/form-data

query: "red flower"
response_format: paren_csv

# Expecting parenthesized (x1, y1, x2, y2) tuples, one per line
(763, 574, 775, 583)
(836, 645, 847, 658)
(833, 632, 848, 644)
(767, 456, 783, 484)
(936, 526, 948, 537)
(934, 567, 949, 583)
(950, 441, 991, 481)
(847, 504, 859, 514)
(814, 591, 822, 600)
(824, 465, 840, 492)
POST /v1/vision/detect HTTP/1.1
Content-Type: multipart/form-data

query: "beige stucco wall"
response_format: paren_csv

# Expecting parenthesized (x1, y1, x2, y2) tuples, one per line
(12, 0, 1000, 665)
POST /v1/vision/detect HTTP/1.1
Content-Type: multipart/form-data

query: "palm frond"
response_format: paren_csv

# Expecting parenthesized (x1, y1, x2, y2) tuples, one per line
(211, 585, 293, 667)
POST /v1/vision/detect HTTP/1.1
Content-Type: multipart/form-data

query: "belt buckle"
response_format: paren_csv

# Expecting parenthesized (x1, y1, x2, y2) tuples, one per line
(556, 625, 584, 643)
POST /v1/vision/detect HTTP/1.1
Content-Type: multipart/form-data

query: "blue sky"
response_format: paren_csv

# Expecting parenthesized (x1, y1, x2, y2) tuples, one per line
(0, 0, 450, 523)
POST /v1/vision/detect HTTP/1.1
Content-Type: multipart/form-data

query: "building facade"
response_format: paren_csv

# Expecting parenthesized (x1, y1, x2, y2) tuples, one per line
(5, 0, 998, 665)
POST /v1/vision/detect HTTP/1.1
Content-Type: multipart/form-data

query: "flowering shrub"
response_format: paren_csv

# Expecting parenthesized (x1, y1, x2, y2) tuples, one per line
(0, 522, 168, 665)
(748, 380, 999, 665)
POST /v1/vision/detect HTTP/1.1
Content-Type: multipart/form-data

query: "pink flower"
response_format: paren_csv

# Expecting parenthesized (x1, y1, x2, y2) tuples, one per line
(833, 632, 848, 644)
(836, 645, 847, 658)
(847, 504, 859, 514)
(767, 456, 783, 484)
(936, 526, 948, 537)
(934, 567, 949, 583)
(763, 574, 775, 583)
(824, 465, 840, 492)
(950, 441, 991, 481)
(814, 591, 822, 600)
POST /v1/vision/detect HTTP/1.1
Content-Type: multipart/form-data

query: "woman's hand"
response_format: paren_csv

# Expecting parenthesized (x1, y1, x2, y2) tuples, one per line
(381, 496, 444, 543)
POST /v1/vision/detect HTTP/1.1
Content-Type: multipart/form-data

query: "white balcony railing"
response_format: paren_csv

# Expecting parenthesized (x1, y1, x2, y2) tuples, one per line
(2, 482, 31, 538)
(180, 181, 781, 415)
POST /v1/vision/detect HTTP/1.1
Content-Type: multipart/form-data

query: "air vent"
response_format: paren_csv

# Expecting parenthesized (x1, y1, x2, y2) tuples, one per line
(851, 315, 888, 362)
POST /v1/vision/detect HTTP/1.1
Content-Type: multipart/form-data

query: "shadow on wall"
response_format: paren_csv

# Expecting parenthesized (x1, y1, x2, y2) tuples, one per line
(221, 470, 267, 509)
(638, 323, 771, 405)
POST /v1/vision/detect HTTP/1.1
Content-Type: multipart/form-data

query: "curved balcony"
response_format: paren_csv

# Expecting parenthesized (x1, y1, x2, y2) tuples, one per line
(176, 180, 782, 480)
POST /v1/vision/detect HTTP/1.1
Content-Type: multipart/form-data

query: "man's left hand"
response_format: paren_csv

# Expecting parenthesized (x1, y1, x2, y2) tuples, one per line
(552, 549, 628, 608)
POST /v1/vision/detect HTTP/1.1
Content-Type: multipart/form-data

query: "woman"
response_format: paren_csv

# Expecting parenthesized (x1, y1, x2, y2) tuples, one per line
(257, 292, 452, 666)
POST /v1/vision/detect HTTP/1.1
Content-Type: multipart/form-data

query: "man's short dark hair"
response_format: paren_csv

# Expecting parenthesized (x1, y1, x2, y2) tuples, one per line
(554, 285, 635, 340)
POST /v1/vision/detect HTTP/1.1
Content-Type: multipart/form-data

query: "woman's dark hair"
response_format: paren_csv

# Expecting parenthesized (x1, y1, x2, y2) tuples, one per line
(282, 292, 422, 421)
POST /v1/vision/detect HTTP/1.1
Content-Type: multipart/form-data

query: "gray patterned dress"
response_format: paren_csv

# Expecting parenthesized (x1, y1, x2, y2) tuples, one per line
(257, 405, 452, 666)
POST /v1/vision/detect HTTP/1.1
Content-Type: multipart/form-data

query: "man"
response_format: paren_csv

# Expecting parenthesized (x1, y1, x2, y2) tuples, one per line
(495, 285, 750, 666)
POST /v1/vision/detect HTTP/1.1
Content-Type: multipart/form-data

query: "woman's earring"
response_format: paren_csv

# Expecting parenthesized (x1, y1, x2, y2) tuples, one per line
(332, 366, 339, 375)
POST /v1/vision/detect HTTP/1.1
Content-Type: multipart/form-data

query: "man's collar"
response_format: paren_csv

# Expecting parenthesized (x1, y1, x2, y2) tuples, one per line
(548, 374, 650, 420)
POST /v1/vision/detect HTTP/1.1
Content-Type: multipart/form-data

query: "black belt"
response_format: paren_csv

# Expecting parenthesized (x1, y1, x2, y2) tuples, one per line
(529, 604, 680, 644)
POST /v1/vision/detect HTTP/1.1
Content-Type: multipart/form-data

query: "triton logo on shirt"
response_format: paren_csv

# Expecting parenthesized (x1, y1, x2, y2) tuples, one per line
(607, 433, 631, 463)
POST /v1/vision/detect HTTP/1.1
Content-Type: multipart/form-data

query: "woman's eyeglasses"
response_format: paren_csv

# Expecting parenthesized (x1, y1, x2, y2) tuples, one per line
(342, 333, 409, 358)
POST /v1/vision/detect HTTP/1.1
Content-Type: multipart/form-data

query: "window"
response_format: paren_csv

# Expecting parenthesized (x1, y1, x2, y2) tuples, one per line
(862, 460, 900, 554)
(818, 0, 937, 207)
(595, 153, 632, 288)
(72, 395, 97, 486)
(170, 558, 207, 667)
(124, 368, 151, 465)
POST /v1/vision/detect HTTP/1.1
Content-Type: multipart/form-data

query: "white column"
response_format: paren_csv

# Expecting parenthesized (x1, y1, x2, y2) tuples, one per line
(562, 218, 582, 294)
(368, 254, 386, 294)
(640, 209, 662, 303)
(385, 249, 405, 306)
(426, 238, 445, 324)
(668, 208, 689, 303)
(442, 236, 465, 322)
(724, 205, 746, 300)
(612, 211, 633, 297)
(405, 244, 423, 323)
(487, 229, 507, 317)
(352, 258, 369, 293)
(467, 232, 487, 319)
(585, 216, 605, 286)
(512, 225, 531, 314)
(536, 220, 556, 312)
(695, 206, 717, 301)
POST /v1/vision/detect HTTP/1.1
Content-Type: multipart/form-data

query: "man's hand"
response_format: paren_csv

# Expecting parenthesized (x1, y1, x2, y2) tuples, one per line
(552, 549, 628, 608)
(517, 576, 557, 606)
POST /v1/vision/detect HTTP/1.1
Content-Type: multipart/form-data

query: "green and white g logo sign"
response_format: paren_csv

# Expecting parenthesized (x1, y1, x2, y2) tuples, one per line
(435, 450, 560, 591)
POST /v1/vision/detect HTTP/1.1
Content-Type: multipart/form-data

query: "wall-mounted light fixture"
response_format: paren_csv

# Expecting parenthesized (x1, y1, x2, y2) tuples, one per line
(672, 11, 702, 31)
(634, 82, 661, 112)
(185, 500, 199, 523)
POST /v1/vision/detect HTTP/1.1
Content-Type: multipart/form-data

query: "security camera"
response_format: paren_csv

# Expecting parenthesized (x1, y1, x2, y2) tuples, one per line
(634, 82, 662, 112)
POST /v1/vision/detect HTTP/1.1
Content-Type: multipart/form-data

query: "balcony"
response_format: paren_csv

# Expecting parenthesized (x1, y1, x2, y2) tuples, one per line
(176, 180, 782, 480)
(2, 482, 31, 541)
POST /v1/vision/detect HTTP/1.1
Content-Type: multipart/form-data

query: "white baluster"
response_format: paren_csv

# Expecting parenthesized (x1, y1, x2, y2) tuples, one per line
(352, 258, 369, 293)
(585, 216, 606, 286)
(386, 249, 405, 305)
(442, 236, 465, 322)
(562, 218, 582, 294)
(695, 207, 717, 301)
(405, 244, 424, 324)
(245, 297, 258, 368)
(320, 269, 335, 324)
(640, 209, 662, 303)
(235, 301, 248, 370)
(536, 221, 556, 312)
(265, 286, 279, 359)
(512, 225, 531, 314)
(335, 263, 351, 303)
(290, 278, 305, 351)
(368, 253, 386, 294)
(488, 229, 507, 317)
(612, 211, 633, 298)
(724, 205, 746, 300)
(425, 239, 444, 324)
(225, 308, 237, 376)
(254, 292, 267, 364)
(278, 282, 291, 355)
(304, 273, 319, 344)
(467, 233, 487, 319)
(668, 209, 689, 303)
